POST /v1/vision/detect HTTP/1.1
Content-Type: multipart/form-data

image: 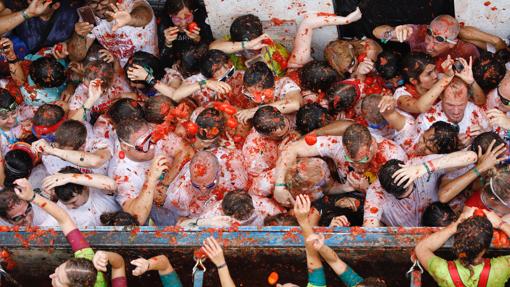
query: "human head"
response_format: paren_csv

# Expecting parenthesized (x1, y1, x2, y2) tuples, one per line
(84, 60, 114, 90)
(376, 50, 401, 81)
(481, 169, 510, 216)
(327, 82, 358, 115)
(107, 99, 144, 128)
(55, 120, 87, 151)
(473, 52, 506, 91)
(50, 257, 97, 287)
(295, 103, 330, 135)
(422, 202, 456, 227)
(190, 151, 220, 195)
(378, 159, 413, 199)
(342, 124, 375, 170)
(117, 119, 155, 162)
(0, 88, 18, 129)
(144, 96, 174, 124)
(252, 106, 289, 139)
(416, 121, 460, 155)
(0, 187, 34, 226)
(401, 53, 437, 90)
(195, 107, 224, 143)
(230, 14, 263, 42)
(441, 77, 469, 123)
(200, 49, 233, 80)
(495, 70, 510, 112)
(243, 62, 275, 104)
(32, 104, 66, 141)
(453, 216, 492, 267)
(180, 43, 208, 78)
(100, 211, 138, 226)
(361, 94, 386, 128)
(54, 167, 89, 209)
(164, 0, 195, 28)
(125, 51, 164, 90)
(471, 131, 506, 154)
(285, 158, 330, 201)
(4, 149, 33, 188)
(222, 191, 255, 222)
(425, 15, 460, 57)
(319, 192, 365, 227)
(87, 0, 115, 19)
(30, 57, 66, 88)
(264, 213, 298, 226)
(324, 40, 363, 76)
(298, 61, 339, 93)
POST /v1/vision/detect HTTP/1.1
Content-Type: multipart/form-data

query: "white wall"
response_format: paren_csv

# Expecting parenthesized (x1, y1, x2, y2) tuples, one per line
(455, 0, 510, 41)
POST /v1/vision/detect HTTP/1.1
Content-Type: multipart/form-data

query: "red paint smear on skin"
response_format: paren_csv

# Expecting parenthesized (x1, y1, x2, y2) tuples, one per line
(271, 18, 285, 26)
(316, 12, 336, 16)
(193, 163, 207, 177)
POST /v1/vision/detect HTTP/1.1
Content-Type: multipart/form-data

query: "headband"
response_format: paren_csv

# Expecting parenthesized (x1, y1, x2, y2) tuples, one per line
(32, 116, 66, 137)
(10, 141, 39, 165)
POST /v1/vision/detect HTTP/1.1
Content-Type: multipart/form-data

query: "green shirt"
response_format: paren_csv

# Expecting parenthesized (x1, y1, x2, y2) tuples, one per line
(428, 255, 510, 287)
(74, 247, 107, 287)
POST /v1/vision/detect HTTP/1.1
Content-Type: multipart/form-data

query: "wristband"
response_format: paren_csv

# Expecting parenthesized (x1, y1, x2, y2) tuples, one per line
(28, 192, 36, 202)
(145, 73, 156, 86)
(21, 10, 30, 20)
(472, 166, 482, 177)
(423, 162, 432, 182)
(241, 41, 248, 50)
(7, 58, 18, 64)
(275, 183, 287, 187)
(216, 263, 227, 269)
(198, 80, 207, 90)
(427, 160, 436, 172)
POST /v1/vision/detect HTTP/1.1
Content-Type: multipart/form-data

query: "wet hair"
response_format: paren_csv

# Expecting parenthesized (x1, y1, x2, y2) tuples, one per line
(473, 52, 506, 91)
(252, 106, 286, 135)
(0, 188, 22, 218)
(164, 0, 196, 15)
(295, 103, 330, 135)
(84, 60, 114, 89)
(357, 277, 387, 287)
(144, 96, 174, 124)
(33, 104, 65, 126)
(125, 51, 165, 84)
(29, 57, 66, 88)
(422, 202, 456, 227)
(318, 192, 365, 227)
(342, 124, 372, 159)
(107, 99, 144, 127)
(263, 213, 298, 226)
(495, 47, 510, 65)
(324, 40, 355, 77)
(401, 53, 435, 84)
(453, 216, 492, 268)
(243, 62, 274, 89)
(429, 121, 460, 154)
(0, 88, 16, 109)
(285, 158, 330, 197)
(4, 150, 33, 188)
(327, 82, 358, 114)
(116, 118, 149, 143)
(55, 167, 84, 203)
(361, 94, 385, 125)
(230, 14, 263, 42)
(222, 191, 254, 221)
(55, 120, 87, 150)
(471, 131, 506, 154)
(378, 159, 407, 197)
(376, 50, 401, 80)
(200, 49, 230, 79)
(64, 257, 97, 287)
(195, 108, 225, 140)
(100, 211, 138, 226)
(299, 61, 339, 93)
(181, 43, 209, 78)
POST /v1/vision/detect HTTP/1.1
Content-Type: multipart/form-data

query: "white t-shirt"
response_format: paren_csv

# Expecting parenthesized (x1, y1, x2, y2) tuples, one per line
(0, 203, 56, 226)
(87, 0, 158, 66)
(57, 189, 120, 227)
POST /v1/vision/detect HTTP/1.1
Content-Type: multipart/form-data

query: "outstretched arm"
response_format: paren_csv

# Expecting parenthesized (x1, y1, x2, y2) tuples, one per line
(203, 237, 236, 287)
(93, 251, 126, 284)
(132, 255, 183, 287)
(294, 195, 323, 272)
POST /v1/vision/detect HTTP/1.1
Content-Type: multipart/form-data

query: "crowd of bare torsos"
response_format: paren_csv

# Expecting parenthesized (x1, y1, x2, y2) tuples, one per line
(0, 0, 509, 286)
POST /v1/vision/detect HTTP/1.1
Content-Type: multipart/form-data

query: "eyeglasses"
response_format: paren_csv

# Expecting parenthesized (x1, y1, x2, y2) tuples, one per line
(219, 66, 235, 82)
(344, 154, 370, 164)
(497, 86, 510, 106)
(0, 102, 17, 120)
(120, 130, 154, 153)
(426, 28, 457, 44)
(191, 178, 218, 191)
(9, 203, 32, 223)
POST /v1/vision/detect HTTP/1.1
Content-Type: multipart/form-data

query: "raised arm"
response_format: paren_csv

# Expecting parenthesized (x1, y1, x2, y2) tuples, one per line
(93, 251, 126, 285)
(294, 195, 323, 270)
(373, 24, 414, 43)
(171, 80, 231, 103)
(209, 33, 270, 54)
(203, 237, 236, 287)
(459, 26, 507, 51)
(0, 0, 51, 35)
(69, 79, 104, 122)
(379, 96, 407, 131)
(106, 1, 154, 32)
(0, 37, 24, 84)
(132, 254, 182, 287)
(43, 173, 117, 193)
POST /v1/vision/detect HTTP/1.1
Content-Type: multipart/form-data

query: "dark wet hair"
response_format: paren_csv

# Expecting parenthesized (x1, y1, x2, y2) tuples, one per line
(471, 131, 506, 154)
(117, 118, 149, 143)
(222, 191, 254, 221)
(318, 192, 365, 227)
(378, 159, 407, 197)
(4, 150, 33, 188)
(125, 51, 165, 85)
(252, 106, 286, 135)
(181, 43, 209, 78)
(376, 50, 401, 80)
(243, 62, 274, 89)
(55, 167, 84, 203)
(33, 104, 65, 126)
(495, 47, 510, 65)
(107, 99, 144, 128)
(473, 52, 506, 91)
(296, 103, 330, 135)
(144, 96, 174, 124)
(401, 53, 435, 83)
(361, 94, 385, 125)
(422, 202, 456, 227)
(200, 49, 230, 79)
(0, 188, 22, 218)
(299, 61, 339, 93)
(100, 211, 138, 226)
(164, 0, 196, 15)
(196, 108, 225, 140)
(327, 82, 358, 114)
(55, 120, 87, 150)
(64, 257, 97, 287)
(429, 121, 460, 154)
(263, 213, 298, 226)
(342, 124, 371, 158)
(453, 216, 493, 268)
(0, 88, 16, 109)
(30, 57, 66, 88)
(230, 14, 263, 42)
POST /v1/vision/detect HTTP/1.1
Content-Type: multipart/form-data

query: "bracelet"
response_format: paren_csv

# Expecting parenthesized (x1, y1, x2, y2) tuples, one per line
(427, 160, 436, 172)
(145, 73, 156, 86)
(7, 58, 18, 64)
(241, 41, 248, 50)
(472, 166, 482, 177)
(21, 10, 30, 20)
(198, 80, 207, 90)
(423, 162, 431, 175)
(28, 192, 36, 202)
(275, 183, 287, 187)
(216, 263, 227, 269)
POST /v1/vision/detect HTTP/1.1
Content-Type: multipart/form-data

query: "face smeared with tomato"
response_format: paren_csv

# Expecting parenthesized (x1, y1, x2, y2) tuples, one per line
(442, 84, 468, 124)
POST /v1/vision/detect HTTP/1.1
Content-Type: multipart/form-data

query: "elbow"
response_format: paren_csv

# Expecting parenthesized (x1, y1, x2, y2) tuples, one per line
(438, 192, 450, 204)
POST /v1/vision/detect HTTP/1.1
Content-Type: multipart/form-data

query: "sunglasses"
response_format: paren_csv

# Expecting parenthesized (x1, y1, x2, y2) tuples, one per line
(121, 130, 154, 153)
(344, 154, 370, 164)
(191, 178, 218, 191)
(171, 14, 193, 25)
(219, 66, 235, 82)
(497, 86, 510, 106)
(426, 28, 457, 44)
(9, 203, 32, 223)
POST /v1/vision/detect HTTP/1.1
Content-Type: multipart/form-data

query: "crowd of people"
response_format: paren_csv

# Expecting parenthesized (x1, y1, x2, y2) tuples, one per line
(0, 0, 509, 286)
